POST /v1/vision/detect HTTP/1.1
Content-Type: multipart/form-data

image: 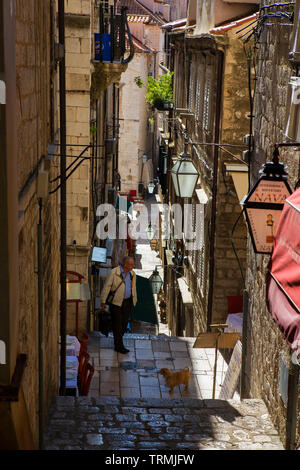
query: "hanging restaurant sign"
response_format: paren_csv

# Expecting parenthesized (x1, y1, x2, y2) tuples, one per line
(241, 159, 293, 254)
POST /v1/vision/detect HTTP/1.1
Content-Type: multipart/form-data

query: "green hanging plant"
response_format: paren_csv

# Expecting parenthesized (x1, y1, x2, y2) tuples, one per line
(145, 71, 174, 110)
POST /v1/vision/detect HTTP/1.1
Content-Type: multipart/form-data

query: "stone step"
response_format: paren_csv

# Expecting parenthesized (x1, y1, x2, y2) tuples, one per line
(89, 331, 196, 342)
(43, 396, 284, 450)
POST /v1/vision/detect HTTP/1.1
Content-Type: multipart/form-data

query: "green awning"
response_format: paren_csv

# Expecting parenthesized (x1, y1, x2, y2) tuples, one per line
(131, 275, 159, 325)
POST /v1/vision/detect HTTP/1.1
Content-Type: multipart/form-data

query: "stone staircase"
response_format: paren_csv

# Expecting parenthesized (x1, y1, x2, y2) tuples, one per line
(42, 332, 284, 450)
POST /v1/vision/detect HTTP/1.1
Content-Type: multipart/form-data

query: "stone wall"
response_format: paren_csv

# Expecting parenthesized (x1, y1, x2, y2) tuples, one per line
(213, 26, 249, 324)
(245, 0, 300, 447)
(15, 0, 60, 447)
(168, 30, 249, 335)
(118, 52, 154, 194)
(65, 0, 92, 335)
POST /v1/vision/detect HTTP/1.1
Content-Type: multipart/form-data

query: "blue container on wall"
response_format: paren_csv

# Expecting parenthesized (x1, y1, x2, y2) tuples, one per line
(94, 33, 111, 62)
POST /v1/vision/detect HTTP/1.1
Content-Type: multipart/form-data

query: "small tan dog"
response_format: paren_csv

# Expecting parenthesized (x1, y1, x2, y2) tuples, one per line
(158, 367, 191, 396)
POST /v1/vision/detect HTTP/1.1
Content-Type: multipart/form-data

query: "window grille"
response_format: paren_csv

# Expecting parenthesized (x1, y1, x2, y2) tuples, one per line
(188, 57, 196, 113)
(97, 0, 114, 14)
(196, 203, 205, 294)
(203, 66, 213, 132)
(195, 62, 204, 123)
(191, 200, 196, 269)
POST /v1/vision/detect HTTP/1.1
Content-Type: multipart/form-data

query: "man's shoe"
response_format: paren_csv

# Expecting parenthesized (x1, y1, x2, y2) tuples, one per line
(114, 347, 129, 354)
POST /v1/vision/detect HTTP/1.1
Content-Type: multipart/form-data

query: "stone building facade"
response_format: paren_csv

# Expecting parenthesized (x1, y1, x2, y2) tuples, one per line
(64, 0, 93, 336)
(118, 41, 155, 195)
(162, 6, 257, 338)
(0, 0, 61, 449)
(243, 0, 300, 449)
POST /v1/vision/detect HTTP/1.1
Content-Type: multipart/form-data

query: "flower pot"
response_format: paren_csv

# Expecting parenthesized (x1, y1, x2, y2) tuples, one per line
(153, 99, 174, 111)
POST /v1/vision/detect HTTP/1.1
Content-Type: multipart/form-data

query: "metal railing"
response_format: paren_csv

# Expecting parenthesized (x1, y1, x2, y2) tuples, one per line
(95, 6, 134, 64)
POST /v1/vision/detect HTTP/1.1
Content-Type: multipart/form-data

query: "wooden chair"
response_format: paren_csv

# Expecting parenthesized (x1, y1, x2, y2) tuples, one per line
(78, 332, 89, 357)
(77, 349, 90, 387)
(81, 332, 89, 349)
(81, 363, 95, 396)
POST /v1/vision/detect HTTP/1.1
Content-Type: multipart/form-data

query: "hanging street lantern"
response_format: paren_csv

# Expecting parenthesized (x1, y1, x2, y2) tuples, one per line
(241, 151, 293, 254)
(146, 222, 156, 240)
(170, 146, 199, 198)
(148, 180, 155, 194)
(149, 267, 163, 294)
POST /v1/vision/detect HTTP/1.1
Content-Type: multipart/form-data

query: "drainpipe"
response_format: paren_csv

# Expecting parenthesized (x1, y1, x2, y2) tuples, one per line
(240, 289, 249, 398)
(37, 198, 43, 449)
(58, 0, 67, 396)
(286, 361, 299, 449)
(207, 49, 224, 331)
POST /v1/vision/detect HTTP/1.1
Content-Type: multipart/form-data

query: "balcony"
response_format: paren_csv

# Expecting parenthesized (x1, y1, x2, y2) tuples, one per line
(91, 5, 134, 97)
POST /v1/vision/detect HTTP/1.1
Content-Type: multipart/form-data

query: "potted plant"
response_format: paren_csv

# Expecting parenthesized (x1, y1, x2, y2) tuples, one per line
(134, 71, 174, 111)
(145, 71, 174, 111)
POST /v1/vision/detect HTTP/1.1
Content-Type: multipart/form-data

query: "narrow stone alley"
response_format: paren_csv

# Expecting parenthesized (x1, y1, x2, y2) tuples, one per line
(42, 199, 284, 451)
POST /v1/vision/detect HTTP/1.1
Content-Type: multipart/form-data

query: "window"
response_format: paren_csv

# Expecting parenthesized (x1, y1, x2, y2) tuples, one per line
(195, 62, 204, 123)
(191, 199, 197, 269)
(98, 0, 114, 14)
(203, 65, 213, 132)
(188, 56, 196, 113)
(196, 202, 205, 295)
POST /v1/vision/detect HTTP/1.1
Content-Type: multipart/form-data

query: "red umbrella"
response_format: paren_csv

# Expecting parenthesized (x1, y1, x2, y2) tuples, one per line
(267, 187, 300, 353)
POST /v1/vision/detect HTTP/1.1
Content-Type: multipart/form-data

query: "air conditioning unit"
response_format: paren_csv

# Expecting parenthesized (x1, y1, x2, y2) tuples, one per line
(289, 0, 300, 64)
(285, 76, 300, 141)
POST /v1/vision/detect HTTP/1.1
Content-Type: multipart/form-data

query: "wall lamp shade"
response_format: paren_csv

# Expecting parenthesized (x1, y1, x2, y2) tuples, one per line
(66, 283, 91, 301)
(241, 161, 293, 254)
(148, 181, 155, 194)
(170, 151, 199, 198)
(149, 268, 163, 294)
(146, 223, 156, 240)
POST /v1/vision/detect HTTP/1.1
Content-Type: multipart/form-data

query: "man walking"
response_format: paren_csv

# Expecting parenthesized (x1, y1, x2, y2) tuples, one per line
(101, 256, 137, 354)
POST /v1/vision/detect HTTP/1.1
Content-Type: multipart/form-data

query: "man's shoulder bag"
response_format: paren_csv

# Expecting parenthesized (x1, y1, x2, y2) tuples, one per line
(107, 272, 129, 304)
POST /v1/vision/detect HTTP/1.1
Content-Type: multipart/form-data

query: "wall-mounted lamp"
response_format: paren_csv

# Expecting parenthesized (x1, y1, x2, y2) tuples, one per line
(241, 150, 293, 254)
(148, 180, 155, 194)
(149, 267, 164, 294)
(170, 144, 199, 198)
(146, 222, 156, 240)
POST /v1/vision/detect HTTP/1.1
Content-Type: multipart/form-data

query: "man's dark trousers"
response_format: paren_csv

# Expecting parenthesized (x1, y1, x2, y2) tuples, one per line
(110, 297, 133, 350)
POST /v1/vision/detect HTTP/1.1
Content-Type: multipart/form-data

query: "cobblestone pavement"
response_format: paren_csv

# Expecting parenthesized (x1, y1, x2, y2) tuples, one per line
(43, 396, 284, 450)
(44, 331, 284, 450)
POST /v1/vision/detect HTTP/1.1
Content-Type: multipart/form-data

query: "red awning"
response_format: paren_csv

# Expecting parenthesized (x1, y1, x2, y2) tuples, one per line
(267, 187, 300, 351)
